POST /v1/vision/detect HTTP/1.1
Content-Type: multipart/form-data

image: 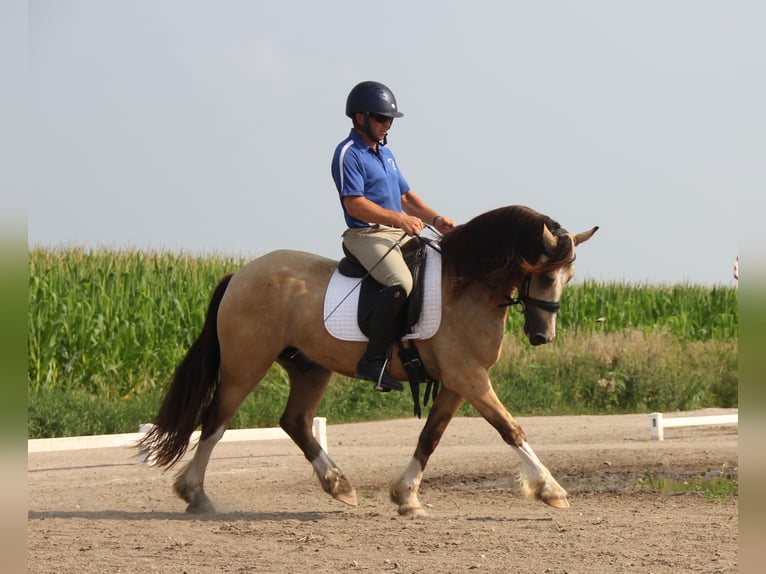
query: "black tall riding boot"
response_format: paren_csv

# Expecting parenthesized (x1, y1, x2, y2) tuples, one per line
(355, 285, 407, 392)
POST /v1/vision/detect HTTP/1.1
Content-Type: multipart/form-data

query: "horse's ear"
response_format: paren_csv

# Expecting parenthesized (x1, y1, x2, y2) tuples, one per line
(573, 226, 599, 246)
(542, 224, 557, 253)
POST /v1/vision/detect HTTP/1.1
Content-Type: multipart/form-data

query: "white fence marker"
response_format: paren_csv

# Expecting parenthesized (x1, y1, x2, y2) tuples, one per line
(29, 417, 330, 459)
(137, 423, 155, 464)
(649, 411, 738, 441)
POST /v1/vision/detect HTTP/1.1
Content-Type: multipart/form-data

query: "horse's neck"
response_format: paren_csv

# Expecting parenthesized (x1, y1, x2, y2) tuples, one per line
(444, 285, 508, 330)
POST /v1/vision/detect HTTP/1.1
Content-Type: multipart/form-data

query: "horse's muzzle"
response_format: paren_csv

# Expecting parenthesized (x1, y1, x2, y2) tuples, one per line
(529, 332, 554, 346)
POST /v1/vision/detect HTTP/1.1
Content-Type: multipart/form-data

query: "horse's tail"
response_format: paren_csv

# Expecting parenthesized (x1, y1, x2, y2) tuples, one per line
(139, 274, 234, 468)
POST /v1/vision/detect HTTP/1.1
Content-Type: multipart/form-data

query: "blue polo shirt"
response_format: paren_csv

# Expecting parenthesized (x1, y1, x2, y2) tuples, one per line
(331, 129, 410, 228)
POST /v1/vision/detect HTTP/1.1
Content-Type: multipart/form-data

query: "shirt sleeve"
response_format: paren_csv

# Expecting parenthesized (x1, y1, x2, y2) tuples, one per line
(398, 170, 410, 195)
(336, 147, 365, 198)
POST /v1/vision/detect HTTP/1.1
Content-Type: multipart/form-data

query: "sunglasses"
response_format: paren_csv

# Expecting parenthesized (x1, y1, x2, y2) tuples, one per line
(368, 112, 393, 124)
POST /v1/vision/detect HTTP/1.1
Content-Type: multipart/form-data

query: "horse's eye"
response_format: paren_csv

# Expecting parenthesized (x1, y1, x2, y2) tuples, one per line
(537, 275, 555, 289)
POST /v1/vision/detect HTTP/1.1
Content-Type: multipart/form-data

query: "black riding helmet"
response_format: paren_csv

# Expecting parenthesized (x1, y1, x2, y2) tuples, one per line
(345, 81, 404, 119)
(346, 81, 403, 145)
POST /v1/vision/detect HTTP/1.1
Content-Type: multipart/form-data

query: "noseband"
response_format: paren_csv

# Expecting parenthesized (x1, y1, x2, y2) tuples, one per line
(500, 275, 561, 313)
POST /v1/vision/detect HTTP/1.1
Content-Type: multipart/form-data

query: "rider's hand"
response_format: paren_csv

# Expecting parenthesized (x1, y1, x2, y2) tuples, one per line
(397, 213, 425, 236)
(434, 216, 456, 234)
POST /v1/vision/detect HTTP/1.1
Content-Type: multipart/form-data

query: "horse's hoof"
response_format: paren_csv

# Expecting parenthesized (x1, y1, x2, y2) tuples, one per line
(397, 505, 428, 517)
(323, 467, 358, 506)
(186, 502, 215, 514)
(185, 497, 216, 514)
(543, 496, 570, 509)
(521, 475, 569, 509)
(333, 487, 358, 507)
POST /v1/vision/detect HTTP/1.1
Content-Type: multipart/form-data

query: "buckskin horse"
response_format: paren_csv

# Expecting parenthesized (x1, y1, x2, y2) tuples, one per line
(139, 205, 598, 516)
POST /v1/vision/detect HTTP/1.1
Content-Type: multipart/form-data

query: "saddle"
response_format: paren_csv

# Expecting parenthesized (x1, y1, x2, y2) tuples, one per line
(338, 236, 429, 337)
(337, 235, 439, 417)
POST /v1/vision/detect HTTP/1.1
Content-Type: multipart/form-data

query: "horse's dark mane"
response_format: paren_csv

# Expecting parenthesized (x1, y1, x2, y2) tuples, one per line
(439, 205, 574, 297)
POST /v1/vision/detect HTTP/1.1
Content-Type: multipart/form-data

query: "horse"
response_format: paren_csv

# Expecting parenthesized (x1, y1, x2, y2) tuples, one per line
(139, 205, 598, 516)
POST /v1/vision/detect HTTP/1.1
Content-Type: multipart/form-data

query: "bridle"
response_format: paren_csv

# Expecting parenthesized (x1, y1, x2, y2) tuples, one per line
(500, 274, 561, 313)
(500, 227, 575, 314)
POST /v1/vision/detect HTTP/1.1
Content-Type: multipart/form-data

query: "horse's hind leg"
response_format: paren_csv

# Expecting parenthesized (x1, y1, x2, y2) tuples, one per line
(173, 366, 270, 513)
(390, 386, 465, 516)
(173, 425, 223, 513)
(278, 358, 358, 506)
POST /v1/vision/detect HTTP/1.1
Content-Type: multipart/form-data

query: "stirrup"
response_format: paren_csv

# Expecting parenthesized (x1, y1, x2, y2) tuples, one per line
(373, 359, 404, 392)
(356, 357, 404, 392)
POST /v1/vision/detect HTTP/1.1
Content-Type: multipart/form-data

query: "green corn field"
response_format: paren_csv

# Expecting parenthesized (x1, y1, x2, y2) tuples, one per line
(506, 279, 738, 340)
(27, 248, 738, 438)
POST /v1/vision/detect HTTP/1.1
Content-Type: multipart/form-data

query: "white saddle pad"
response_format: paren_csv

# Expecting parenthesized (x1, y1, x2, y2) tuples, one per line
(323, 246, 442, 342)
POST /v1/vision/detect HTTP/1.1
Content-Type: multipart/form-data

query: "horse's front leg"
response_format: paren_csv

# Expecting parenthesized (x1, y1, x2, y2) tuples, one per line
(390, 387, 465, 516)
(462, 372, 569, 509)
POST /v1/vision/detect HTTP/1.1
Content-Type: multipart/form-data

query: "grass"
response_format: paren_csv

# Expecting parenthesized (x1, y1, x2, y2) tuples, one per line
(486, 329, 738, 416)
(638, 467, 738, 500)
(27, 247, 738, 438)
(538, 280, 739, 341)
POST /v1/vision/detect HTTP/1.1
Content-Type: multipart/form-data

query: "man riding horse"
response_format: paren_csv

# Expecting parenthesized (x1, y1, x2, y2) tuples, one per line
(331, 81, 456, 392)
(139, 85, 600, 518)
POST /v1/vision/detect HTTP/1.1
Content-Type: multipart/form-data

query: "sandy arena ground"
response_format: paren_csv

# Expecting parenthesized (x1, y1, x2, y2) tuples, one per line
(28, 409, 738, 573)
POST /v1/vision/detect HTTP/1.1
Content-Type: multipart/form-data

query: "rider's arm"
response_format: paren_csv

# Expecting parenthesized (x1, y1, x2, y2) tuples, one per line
(401, 191, 455, 233)
(343, 196, 424, 236)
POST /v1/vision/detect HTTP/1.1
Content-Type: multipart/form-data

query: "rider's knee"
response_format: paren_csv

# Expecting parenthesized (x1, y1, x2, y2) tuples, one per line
(386, 274, 413, 296)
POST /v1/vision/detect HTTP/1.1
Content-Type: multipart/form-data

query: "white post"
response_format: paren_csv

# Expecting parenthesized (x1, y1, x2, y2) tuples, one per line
(137, 423, 155, 463)
(649, 412, 664, 441)
(313, 417, 328, 453)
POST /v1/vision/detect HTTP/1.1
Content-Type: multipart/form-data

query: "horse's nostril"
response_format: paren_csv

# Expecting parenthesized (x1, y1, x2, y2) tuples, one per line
(530, 333, 548, 346)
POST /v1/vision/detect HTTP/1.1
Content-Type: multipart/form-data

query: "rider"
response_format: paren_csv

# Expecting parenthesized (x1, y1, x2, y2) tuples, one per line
(331, 80, 455, 392)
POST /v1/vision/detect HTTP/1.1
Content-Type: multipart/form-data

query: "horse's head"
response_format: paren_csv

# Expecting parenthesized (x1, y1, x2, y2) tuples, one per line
(439, 205, 598, 345)
(516, 224, 598, 346)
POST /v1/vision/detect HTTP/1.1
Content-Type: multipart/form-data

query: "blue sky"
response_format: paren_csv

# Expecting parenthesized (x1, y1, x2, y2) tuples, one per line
(18, 1, 765, 285)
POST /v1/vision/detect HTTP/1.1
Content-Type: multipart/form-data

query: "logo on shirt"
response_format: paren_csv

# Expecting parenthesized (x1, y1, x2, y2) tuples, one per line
(386, 158, 398, 172)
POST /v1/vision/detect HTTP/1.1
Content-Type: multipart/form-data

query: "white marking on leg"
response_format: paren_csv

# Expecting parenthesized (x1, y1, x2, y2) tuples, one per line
(514, 441, 568, 506)
(310, 449, 357, 504)
(517, 441, 543, 466)
(311, 450, 336, 479)
(514, 441, 552, 498)
(399, 456, 423, 490)
(184, 425, 225, 487)
(391, 456, 423, 509)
